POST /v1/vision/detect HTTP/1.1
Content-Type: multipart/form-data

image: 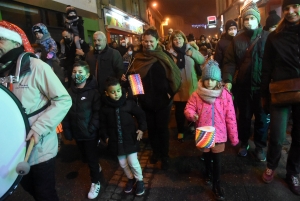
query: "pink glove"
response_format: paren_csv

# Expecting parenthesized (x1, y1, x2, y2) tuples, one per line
(47, 52, 55, 59)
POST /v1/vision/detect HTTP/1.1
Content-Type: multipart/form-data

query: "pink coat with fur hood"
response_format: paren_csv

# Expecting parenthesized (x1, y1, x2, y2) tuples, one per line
(184, 86, 239, 146)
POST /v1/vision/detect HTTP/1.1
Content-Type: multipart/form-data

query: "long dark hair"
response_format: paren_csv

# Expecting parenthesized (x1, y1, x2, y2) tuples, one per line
(275, 17, 288, 33)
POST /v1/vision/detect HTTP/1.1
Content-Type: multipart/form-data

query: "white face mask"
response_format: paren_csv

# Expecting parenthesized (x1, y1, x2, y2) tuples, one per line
(121, 43, 126, 46)
(128, 51, 133, 55)
(228, 30, 237, 36)
(269, 27, 276, 32)
(247, 19, 259, 30)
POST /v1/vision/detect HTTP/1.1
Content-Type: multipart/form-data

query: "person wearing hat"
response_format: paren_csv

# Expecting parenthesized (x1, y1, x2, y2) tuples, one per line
(264, 10, 281, 32)
(32, 23, 58, 60)
(59, 5, 84, 59)
(260, 0, 300, 196)
(0, 20, 71, 200)
(214, 19, 238, 71)
(222, 2, 270, 161)
(185, 60, 239, 201)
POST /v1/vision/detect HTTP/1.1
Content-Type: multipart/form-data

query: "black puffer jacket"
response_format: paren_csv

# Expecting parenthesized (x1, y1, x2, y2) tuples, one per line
(62, 76, 100, 141)
(214, 33, 234, 70)
(261, 24, 300, 97)
(222, 27, 269, 89)
(100, 91, 147, 156)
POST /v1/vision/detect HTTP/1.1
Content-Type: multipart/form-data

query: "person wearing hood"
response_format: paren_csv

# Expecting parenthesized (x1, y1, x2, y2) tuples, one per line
(222, 2, 270, 161)
(261, 1, 300, 196)
(214, 19, 238, 70)
(32, 23, 58, 61)
(62, 61, 102, 199)
(85, 31, 124, 93)
(264, 10, 281, 32)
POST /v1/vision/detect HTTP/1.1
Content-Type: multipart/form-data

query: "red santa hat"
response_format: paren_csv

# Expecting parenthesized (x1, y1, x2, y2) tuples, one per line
(0, 20, 33, 53)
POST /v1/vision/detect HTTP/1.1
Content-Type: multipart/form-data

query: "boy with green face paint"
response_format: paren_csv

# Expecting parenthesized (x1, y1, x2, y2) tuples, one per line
(62, 60, 102, 199)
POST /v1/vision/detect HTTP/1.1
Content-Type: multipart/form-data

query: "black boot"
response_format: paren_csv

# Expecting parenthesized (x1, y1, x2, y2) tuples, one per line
(203, 152, 212, 185)
(212, 153, 225, 200)
(212, 180, 225, 201)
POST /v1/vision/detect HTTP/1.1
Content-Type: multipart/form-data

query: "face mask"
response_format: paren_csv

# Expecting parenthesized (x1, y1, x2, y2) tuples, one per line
(72, 73, 87, 84)
(228, 30, 237, 36)
(95, 45, 101, 51)
(121, 43, 126, 46)
(201, 40, 205, 43)
(35, 53, 40, 59)
(269, 27, 276, 32)
(248, 19, 259, 30)
(128, 51, 133, 55)
(64, 38, 72, 44)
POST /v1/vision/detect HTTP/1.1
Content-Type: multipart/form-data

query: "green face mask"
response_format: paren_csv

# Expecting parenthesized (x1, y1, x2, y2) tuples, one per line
(72, 73, 87, 84)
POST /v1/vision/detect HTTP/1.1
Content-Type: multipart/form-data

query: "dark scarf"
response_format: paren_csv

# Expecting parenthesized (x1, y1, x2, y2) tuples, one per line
(0, 46, 24, 75)
(173, 43, 187, 69)
(130, 44, 181, 93)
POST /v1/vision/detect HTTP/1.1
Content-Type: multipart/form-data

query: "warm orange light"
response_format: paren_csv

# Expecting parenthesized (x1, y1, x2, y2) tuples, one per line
(166, 18, 169, 21)
(152, 3, 157, 7)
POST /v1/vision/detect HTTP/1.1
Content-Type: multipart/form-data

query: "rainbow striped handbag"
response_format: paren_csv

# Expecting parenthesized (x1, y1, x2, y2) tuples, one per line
(195, 104, 216, 149)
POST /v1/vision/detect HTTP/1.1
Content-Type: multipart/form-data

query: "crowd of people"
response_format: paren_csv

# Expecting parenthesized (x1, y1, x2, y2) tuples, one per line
(1, 0, 300, 201)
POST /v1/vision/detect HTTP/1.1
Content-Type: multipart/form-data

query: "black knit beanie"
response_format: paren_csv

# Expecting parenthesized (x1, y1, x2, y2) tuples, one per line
(282, 0, 300, 10)
(265, 10, 281, 30)
(225, 20, 238, 31)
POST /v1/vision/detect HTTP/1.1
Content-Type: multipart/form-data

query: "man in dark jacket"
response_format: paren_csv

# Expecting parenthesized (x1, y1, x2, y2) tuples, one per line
(215, 19, 237, 70)
(260, 0, 300, 195)
(61, 28, 90, 87)
(85, 31, 124, 93)
(222, 2, 269, 161)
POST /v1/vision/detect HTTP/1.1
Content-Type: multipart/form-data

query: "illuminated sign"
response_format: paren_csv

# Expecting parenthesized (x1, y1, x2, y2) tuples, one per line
(207, 16, 216, 25)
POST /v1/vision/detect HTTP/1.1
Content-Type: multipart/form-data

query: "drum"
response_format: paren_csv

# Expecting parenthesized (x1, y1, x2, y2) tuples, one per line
(0, 85, 30, 201)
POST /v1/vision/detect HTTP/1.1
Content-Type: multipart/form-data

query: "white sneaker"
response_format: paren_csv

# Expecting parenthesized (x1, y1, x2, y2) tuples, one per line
(99, 164, 102, 173)
(88, 182, 100, 199)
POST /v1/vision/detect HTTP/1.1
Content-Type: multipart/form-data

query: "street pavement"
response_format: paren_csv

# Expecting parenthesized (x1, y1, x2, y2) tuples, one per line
(5, 110, 300, 201)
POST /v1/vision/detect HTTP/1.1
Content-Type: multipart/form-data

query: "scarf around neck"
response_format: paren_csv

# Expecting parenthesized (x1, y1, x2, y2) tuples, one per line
(130, 44, 181, 93)
(196, 81, 223, 104)
(173, 43, 187, 69)
(0, 46, 24, 75)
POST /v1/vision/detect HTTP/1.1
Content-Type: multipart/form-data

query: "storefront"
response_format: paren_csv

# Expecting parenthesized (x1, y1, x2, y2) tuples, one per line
(103, 5, 145, 46)
(0, 0, 99, 46)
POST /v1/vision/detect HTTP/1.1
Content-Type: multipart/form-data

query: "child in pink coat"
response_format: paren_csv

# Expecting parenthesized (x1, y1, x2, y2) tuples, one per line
(184, 60, 239, 201)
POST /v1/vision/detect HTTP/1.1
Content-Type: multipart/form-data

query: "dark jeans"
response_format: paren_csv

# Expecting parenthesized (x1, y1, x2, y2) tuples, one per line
(267, 104, 300, 175)
(174, 101, 187, 133)
(76, 139, 100, 183)
(145, 101, 173, 159)
(236, 89, 269, 148)
(20, 157, 59, 201)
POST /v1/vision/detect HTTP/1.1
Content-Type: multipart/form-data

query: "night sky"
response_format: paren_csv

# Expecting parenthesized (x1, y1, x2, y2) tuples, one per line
(150, 0, 218, 38)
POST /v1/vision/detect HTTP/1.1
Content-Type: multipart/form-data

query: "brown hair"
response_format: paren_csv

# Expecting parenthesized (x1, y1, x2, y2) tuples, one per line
(275, 17, 287, 33)
(170, 30, 188, 46)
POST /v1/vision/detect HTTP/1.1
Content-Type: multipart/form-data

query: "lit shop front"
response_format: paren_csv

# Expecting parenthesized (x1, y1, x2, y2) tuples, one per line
(103, 5, 144, 46)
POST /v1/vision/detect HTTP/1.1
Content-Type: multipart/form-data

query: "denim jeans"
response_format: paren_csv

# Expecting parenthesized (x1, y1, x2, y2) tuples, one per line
(267, 104, 300, 175)
(236, 89, 269, 148)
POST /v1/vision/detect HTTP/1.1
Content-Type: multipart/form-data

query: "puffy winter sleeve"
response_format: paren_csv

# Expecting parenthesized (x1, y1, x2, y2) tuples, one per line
(184, 92, 199, 122)
(223, 89, 239, 146)
(129, 100, 147, 132)
(88, 90, 101, 133)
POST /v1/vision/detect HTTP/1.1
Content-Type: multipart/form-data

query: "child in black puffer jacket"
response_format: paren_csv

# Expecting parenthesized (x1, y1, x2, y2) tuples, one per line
(62, 61, 101, 199)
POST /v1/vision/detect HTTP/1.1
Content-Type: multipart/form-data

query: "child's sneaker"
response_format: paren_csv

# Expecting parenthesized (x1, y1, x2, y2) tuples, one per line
(124, 178, 136, 193)
(88, 182, 100, 199)
(136, 180, 145, 196)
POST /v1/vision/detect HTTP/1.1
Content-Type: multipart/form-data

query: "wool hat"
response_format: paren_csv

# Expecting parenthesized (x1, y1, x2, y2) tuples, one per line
(282, 0, 300, 10)
(201, 60, 222, 82)
(225, 19, 238, 31)
(66, 5, 77, 16)
(265, 10, 281, 30)
(0, 20, 33, 53)
(32, 25, 43, 34)
(242, 3, 261, 23)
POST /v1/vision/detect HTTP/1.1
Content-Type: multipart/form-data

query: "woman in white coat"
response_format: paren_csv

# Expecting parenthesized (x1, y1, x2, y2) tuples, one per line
(168, 30, 205, 141)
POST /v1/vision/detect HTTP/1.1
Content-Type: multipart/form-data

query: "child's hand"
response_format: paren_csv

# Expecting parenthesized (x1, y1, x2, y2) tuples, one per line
(136, 130, 143, 141)
(106, 138, 109, 144)
(46, 52, 54, 59)
(193, 114, 199, 122)
(231, 139, 239, 146)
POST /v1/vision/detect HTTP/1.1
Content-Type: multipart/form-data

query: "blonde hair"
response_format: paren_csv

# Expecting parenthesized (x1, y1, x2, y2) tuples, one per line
(170, 30, 188, 46)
